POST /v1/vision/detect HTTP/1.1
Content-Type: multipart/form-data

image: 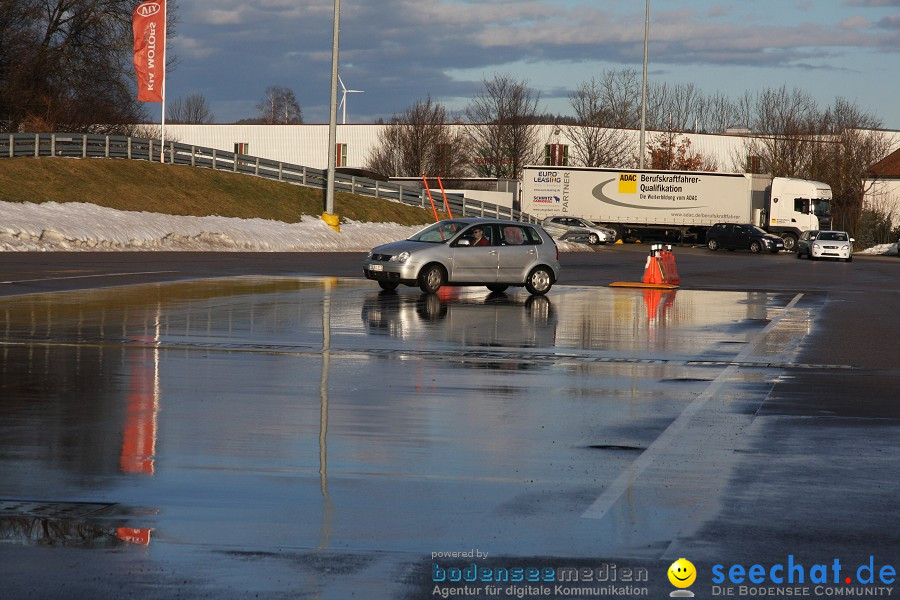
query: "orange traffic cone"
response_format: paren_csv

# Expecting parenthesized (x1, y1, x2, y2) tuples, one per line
(642, 246, 665, 285)
(660, 244, 680, 285)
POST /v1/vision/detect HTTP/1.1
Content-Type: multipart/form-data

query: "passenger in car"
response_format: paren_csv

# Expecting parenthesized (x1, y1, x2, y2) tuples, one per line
(503, 226, 524, 245)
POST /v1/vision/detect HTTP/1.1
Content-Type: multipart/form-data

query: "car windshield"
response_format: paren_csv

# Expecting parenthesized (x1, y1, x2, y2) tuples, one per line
(408, 221, 467, 243)
(748, 225, 768, 235)
(818, 231, 848, 241)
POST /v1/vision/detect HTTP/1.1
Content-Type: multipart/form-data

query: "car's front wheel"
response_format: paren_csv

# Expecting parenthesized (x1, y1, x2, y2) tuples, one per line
(749, 240, 762, 254)
(707, 238, 719, 251)
(525, 266, 554, 295)
(588, 233, 600, 245)
(418, 264, 446, 294)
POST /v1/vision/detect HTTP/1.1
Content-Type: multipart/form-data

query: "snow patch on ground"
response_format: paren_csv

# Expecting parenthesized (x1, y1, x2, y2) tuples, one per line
(0, 201, 590, 252)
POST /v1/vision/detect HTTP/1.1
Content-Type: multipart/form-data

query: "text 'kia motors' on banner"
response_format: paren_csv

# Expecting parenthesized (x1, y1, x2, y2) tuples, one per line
(132, 0, 165, 102)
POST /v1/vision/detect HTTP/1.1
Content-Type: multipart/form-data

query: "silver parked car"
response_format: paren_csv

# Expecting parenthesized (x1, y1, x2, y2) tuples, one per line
(796, 230, 854, 262)
(363, 218, 561, 295)
(541, 216, 617, 245)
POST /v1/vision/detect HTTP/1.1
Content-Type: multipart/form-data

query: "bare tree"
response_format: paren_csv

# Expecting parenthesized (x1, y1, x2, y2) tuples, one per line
(168, 93, 215, 124)
(740, 86, 823, 177)
(463, 74, 542, 179)
(696, 92, 740, 134)
(648, 82, 706, 132)
(256, 86, 303, 124)
(811, 98, 890, 235)
(0, 0, 179, 133)
(598, 68, 642, 128)
(737, 89, 890, 237)
(564, 77, 635, 168)
(366, 96, 468, 178)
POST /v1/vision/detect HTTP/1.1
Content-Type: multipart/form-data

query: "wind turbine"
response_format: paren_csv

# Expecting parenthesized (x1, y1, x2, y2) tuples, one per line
(338, 75, 363, 124)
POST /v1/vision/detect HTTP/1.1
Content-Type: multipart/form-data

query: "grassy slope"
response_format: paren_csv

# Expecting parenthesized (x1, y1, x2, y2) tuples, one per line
(0, 157, 440, 226)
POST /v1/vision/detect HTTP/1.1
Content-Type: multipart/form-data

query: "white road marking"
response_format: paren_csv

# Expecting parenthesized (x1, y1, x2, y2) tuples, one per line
(1, 271, 177, 285)
(581, 292, 805, 520)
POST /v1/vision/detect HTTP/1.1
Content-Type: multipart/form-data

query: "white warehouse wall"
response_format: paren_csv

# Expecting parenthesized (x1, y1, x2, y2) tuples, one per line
(163, 124, 754, 173)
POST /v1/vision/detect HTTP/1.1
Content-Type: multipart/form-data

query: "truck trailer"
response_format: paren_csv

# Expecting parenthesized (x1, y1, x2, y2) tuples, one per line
(521, 166, 832, 250)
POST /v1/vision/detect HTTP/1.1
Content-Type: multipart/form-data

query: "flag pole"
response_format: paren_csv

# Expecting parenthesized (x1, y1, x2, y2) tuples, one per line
(160, 0, 166, 164)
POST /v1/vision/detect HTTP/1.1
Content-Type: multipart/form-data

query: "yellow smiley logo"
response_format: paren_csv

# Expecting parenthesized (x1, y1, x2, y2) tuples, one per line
(668, 558, 696, 588)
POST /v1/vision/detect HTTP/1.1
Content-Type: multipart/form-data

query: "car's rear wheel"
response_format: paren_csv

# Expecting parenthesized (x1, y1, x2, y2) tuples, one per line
(707, 238, 719, 251)
(378, 281, 399, 291)
(525, 266, 553, 295)
(486, 284, 509, 293)
(749, 240, 762, 254)
(588, 233, 600, 245)
(418, 264, 446, 294)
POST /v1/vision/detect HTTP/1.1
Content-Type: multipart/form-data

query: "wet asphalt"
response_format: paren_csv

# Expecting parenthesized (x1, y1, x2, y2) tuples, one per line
(0, 247, 897, 599)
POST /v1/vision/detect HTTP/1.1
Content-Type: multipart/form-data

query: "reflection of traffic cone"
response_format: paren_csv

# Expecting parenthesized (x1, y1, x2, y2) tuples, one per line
(643, 288, 663, 321)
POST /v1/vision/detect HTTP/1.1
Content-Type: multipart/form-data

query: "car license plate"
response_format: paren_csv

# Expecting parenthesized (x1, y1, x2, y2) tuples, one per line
(370, 264, 383, 272)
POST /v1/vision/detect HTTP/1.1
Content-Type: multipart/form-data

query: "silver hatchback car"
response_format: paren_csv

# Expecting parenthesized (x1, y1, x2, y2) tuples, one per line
(541, 216, 618, 245)
(363, 218, 561, 295)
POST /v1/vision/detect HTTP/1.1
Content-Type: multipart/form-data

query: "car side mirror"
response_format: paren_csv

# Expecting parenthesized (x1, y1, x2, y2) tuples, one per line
(850, 238, 855, 243)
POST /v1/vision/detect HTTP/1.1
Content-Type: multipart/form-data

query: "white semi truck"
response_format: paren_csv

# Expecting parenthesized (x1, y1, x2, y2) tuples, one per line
(521, 166, 833, 250)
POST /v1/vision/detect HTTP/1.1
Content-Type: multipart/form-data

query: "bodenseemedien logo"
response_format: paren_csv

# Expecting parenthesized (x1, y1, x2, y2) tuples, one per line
(668, 558, 696, 597)
(618, 173, 638, 194)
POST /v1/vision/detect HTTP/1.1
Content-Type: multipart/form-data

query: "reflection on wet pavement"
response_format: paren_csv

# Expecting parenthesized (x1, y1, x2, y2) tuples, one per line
(0, 277, 828, 595)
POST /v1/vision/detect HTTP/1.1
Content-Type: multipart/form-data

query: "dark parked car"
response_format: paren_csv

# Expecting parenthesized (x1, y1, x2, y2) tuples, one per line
(705, 223, 784, 254)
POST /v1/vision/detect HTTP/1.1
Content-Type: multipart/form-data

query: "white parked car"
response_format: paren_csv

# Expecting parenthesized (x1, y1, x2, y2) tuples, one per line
(796, 230, 854, 262)
(540, 216, 617, 245)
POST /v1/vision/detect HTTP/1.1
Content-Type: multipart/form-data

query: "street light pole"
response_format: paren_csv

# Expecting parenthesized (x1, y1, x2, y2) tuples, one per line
(639, 0, 650, 169)
(323, 0, 341, 232)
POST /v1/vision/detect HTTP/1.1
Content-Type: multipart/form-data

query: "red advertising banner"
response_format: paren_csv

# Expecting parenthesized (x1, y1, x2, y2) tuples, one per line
(132, 0, 165, 102)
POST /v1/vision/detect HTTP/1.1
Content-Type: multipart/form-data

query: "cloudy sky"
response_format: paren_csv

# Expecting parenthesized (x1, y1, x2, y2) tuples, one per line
(163, 0, 900, 129)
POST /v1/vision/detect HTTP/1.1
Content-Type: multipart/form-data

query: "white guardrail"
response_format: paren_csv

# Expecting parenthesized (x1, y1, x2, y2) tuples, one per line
(1, 133, 537, 223)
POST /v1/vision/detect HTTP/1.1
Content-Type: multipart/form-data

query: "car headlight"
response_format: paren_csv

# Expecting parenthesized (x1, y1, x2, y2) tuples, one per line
(366, 251, 373, 259)
(390, 251, 411, 263)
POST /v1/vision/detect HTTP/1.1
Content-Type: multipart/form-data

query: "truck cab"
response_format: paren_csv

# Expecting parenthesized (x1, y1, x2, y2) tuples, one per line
(766, 178, 832, 251)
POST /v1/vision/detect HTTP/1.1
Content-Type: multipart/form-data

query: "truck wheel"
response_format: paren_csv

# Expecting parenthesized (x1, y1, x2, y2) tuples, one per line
(707, 238, 719, 251)
(418, 264, 446, 294)
(749, 240, 762, 254)
(781, 233, 797, 251)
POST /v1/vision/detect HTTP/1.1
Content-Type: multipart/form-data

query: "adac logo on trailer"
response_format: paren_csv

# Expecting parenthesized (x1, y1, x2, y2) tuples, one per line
(618, 173, 638, 194)
(136, 2, 161, 17)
